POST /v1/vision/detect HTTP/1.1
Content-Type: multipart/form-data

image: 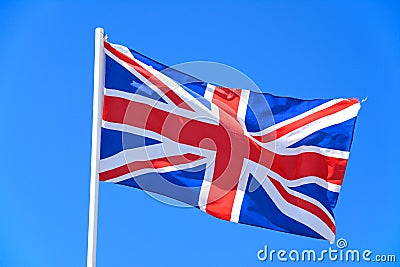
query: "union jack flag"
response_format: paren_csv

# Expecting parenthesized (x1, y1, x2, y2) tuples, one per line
(99, 39, 361, 242)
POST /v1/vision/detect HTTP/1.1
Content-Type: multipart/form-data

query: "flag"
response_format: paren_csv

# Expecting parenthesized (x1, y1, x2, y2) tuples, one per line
(98, 39, 361, 242)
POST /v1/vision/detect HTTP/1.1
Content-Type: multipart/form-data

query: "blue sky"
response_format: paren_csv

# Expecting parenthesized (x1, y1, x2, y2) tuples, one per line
(0, 1, 399, 266)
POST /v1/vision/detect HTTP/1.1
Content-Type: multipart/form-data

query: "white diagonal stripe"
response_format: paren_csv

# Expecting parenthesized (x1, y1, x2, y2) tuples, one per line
(275, 103, 360, 148)
(107, 42, 219, 119)
(104, 88, 219, 124)
(103, 157, 209, 184)
(100, 121, 214, 172)
(252, 169, 335, 242)
(249, 99, 344, 136)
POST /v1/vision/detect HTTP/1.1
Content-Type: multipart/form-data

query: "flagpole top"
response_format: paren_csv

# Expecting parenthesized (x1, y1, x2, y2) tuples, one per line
(95, 27, 104, 35)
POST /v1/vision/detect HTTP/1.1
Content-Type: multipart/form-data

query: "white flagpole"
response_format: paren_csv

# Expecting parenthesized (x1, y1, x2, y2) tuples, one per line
(87, 27, 105, 267)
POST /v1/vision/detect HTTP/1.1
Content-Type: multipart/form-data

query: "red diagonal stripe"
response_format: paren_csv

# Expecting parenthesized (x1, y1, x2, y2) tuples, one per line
(269, 177, 336, 234)
(255, 99, 359, 143)
(100, 153, 204, 181)
(104, 41, 194, 111)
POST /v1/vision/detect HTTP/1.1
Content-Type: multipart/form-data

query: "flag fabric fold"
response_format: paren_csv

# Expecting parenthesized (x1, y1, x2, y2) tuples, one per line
(99, 39, 360, 242)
